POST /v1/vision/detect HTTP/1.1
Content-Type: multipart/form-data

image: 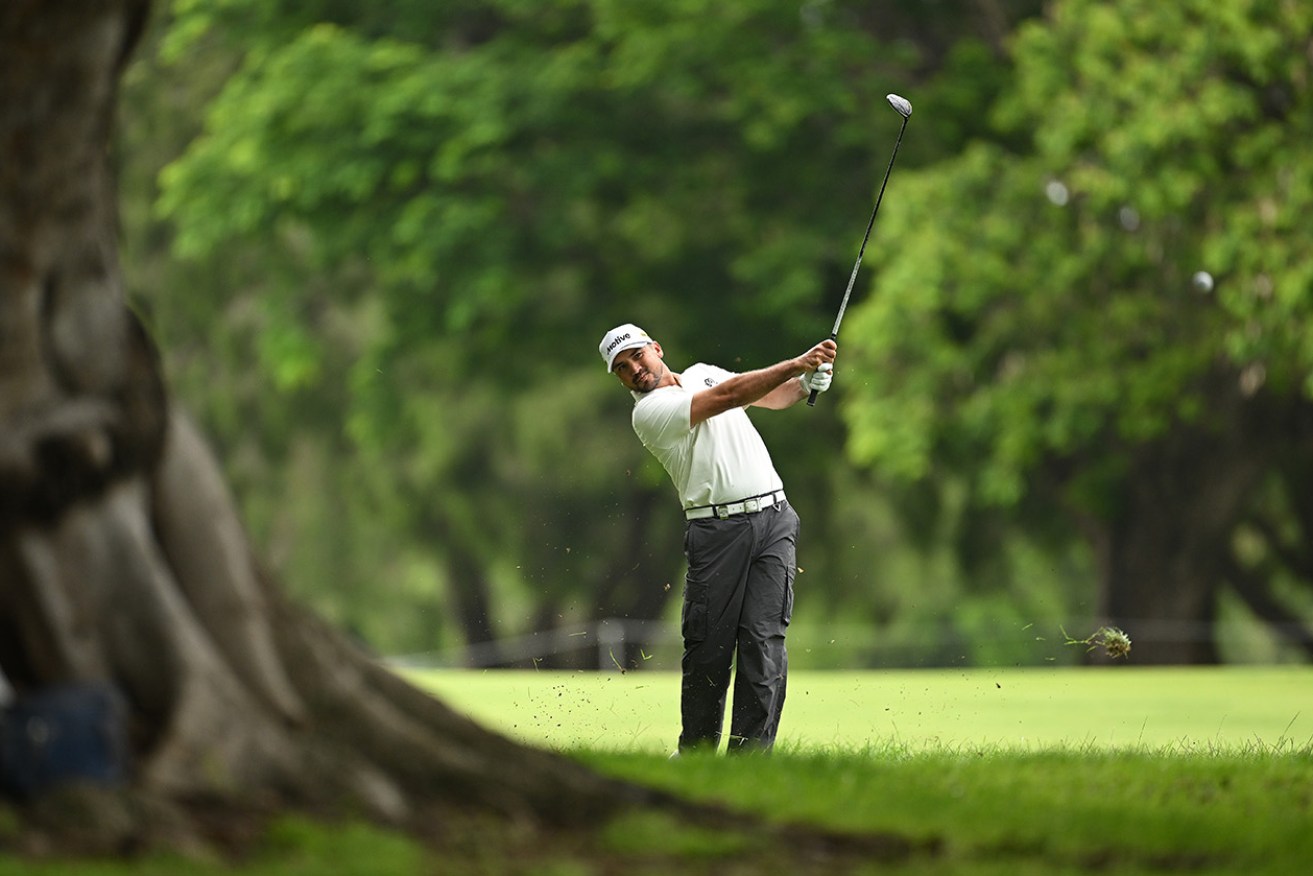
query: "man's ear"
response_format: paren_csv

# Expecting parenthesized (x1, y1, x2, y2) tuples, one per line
(652, 342, 664, 359)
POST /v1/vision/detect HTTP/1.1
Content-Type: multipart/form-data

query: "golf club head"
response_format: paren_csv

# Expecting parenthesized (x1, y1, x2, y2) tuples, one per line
(886, 93, 912, 118)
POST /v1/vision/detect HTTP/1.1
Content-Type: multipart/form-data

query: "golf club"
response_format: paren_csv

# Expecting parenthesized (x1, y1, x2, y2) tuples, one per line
(808, 92, 913, 406)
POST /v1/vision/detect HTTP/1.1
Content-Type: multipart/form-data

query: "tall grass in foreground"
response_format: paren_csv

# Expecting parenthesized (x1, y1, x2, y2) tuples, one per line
(581, 741, 1313, 874)
(4, 744, 1310, 873)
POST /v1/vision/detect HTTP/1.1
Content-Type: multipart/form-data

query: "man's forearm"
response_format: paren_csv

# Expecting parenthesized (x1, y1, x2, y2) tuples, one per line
(690, 358, 803, 424)
(725, 359, 806, 405)
(753, 375, 808, 410)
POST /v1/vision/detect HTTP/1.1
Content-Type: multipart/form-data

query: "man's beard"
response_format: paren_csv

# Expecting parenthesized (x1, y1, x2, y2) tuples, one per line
(632, 368, 661, 393)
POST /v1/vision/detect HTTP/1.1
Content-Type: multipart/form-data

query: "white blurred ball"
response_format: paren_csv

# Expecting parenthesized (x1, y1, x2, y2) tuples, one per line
(1192, 270, 1214, 293)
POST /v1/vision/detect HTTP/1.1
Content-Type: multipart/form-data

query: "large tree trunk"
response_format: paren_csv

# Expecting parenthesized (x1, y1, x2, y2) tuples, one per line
(0, 0, 656, 850)
(421, 503, 508, 667)
(592, 487, 683, 669)
(1094, 400, 1266, 664)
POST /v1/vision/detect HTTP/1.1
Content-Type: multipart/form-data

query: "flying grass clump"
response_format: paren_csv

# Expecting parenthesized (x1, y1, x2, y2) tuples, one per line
(1062, 625, 1132, 659)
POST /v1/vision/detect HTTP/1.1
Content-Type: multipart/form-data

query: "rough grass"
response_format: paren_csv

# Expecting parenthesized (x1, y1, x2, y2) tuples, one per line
(7, 743, 1308, 874)
(578, 741, 1313, 874)
(0, 815, 424, 876)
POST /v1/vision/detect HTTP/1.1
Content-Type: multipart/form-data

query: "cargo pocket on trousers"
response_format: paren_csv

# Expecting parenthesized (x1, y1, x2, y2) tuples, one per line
(682, 586, 708, 644)
(781, 565, 794, 629)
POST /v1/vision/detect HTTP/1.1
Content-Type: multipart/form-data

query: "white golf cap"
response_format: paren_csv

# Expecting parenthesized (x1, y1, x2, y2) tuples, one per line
(599, 323, 653, 372)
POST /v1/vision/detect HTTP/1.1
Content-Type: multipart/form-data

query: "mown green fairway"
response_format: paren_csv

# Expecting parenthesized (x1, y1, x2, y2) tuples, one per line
(406, 665, 1311, 753)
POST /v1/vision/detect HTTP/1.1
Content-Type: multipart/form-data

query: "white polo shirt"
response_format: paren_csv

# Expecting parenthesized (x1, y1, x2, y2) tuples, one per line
(631, 363, 784, 511)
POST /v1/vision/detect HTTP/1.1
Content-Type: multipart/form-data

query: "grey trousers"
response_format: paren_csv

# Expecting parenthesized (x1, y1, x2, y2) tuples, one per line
(678, 500, 798, 753)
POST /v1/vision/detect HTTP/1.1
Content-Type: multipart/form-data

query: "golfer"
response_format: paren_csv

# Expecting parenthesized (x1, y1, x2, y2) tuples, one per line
(600, 323, 836, 753)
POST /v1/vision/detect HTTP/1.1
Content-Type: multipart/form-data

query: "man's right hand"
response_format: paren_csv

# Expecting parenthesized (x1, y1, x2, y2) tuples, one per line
(797, 339, 838, 374)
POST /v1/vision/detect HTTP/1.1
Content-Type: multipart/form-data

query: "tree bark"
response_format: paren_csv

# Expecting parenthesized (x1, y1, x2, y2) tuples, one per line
(440, 524, 507, 667)
(592, 486, 683, 669)
(1094, 397, 1266, 664)
(0, 0, 659, 849)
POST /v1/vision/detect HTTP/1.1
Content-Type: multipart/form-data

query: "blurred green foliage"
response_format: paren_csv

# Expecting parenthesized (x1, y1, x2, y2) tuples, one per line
(116, 0, 1310, 665)
(843, 0, 1313, 662)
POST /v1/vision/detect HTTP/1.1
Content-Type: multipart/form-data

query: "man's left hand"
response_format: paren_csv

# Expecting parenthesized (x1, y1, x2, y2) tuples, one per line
(800, 363, 833, 394)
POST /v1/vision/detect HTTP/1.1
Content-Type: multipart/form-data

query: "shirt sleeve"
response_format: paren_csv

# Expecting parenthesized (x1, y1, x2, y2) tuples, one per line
(632, 389, 691, 450)
(697, 364, 739, 400)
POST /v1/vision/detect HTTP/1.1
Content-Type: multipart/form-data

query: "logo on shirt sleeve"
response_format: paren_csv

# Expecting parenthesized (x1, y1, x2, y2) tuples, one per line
(704, 378, 717, 387)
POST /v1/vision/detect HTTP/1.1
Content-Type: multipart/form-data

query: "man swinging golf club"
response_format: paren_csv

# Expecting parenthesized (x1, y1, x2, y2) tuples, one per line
(600, 324, 836, 753)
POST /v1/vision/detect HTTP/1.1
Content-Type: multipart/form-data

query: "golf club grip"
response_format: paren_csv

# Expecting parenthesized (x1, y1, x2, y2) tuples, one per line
(806, 333, 838, 407)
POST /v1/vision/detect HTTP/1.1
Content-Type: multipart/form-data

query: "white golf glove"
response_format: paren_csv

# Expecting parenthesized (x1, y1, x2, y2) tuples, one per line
(800, 362, 833, 394)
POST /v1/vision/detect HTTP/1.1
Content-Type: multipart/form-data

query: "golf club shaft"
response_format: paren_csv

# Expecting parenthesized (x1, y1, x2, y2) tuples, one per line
(808, 110, 910, 407)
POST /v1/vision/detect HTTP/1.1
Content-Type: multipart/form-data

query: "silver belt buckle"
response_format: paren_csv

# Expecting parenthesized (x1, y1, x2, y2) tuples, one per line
(715, 505, 730, 520)
(744, 497, 761, 513)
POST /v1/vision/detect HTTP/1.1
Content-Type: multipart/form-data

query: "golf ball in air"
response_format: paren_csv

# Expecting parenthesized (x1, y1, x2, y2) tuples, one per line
(1192, 270, 1214, 293)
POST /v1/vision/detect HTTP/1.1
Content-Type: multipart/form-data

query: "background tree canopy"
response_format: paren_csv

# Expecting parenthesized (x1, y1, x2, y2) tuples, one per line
(117, 0, 1311, 666)
(841, 0, 1313, 662)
